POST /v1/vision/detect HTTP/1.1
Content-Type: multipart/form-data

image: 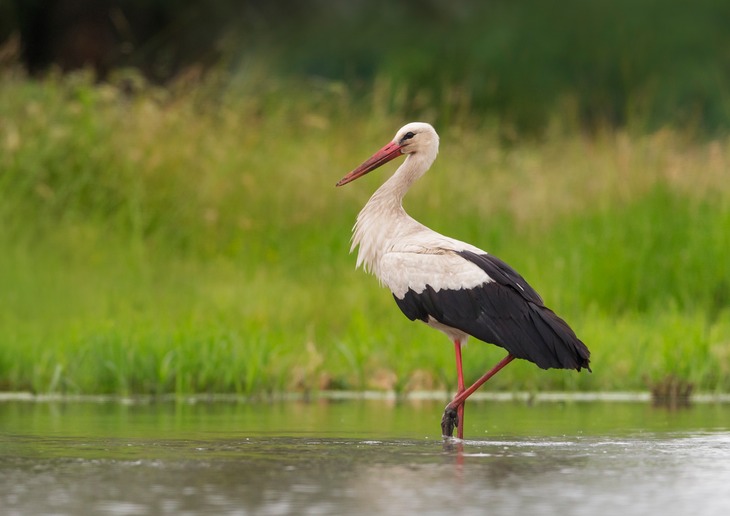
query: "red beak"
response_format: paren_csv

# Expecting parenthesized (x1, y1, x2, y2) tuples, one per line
(336, 141, 404, 187)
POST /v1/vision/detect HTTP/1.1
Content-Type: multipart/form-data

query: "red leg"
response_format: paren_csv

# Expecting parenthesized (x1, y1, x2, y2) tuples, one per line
(441, 353, 515, 438)
(454, 340, 465, 439)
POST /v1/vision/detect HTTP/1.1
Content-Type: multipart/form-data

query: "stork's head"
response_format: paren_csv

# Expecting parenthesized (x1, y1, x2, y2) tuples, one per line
(336, 122, 439, 186)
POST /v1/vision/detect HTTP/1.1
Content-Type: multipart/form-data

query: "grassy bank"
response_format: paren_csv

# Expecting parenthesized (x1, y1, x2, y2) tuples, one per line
(1, 70, 729, 395)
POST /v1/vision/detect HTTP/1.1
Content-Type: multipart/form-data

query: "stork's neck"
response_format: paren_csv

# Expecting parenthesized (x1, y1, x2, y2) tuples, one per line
(351, 152, 435, 276)
(369, 150, 434, 209)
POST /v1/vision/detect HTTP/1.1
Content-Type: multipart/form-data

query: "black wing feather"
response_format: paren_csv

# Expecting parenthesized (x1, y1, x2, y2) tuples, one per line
(393, 251, 591, 371)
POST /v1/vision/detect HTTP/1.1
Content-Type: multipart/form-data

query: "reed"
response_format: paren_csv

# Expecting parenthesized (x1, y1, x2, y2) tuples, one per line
(1, 70, 728, 395)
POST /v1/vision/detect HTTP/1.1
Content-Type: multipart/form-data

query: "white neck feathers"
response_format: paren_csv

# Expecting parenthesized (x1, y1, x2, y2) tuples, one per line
(350, 151, 436, 277)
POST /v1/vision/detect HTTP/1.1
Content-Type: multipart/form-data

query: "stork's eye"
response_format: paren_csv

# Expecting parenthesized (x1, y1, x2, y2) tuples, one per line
(401, 131, 416, 143)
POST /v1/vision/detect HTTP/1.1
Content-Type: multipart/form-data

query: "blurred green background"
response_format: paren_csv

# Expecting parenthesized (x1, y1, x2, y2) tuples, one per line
(0, 0, 729, 396)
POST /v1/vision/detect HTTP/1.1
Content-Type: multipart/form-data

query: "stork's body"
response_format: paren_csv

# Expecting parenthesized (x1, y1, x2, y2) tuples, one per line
(337, 123, 590, 439)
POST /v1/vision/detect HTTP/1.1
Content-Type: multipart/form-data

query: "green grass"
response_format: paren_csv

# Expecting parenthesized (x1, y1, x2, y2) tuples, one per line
(1, 69, 729, 395)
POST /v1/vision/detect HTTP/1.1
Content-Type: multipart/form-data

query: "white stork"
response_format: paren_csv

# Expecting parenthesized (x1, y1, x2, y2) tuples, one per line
(336, 122, 591, 439)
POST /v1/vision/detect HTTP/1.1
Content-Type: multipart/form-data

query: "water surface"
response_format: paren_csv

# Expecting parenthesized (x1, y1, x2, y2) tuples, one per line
(2, 399, 729, 515)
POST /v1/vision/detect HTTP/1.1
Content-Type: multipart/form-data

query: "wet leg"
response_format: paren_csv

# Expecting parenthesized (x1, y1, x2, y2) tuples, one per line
(441, 353, 515, 438)
(441, 339, 466, 438)
(454, 340, 465, 439)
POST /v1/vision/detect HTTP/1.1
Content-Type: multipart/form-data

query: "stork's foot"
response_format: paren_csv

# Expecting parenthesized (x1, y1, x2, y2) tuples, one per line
(441, 406, 459, 438)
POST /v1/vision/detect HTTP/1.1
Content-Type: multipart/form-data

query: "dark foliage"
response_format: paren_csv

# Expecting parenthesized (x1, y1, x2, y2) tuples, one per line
(2, 0, 729, 133)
